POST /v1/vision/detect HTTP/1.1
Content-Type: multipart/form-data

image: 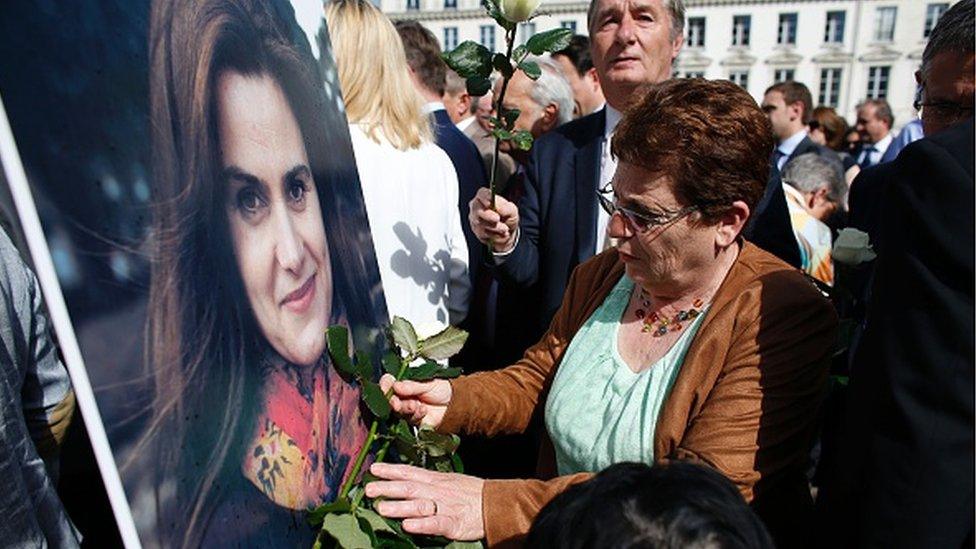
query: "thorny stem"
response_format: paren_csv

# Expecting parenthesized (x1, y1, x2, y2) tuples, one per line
(337, 352, 413, 510)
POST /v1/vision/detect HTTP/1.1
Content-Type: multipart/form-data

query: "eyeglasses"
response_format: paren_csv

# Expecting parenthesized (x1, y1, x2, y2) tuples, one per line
(596, 186, 697, 232)
(913, 81, 975, 120)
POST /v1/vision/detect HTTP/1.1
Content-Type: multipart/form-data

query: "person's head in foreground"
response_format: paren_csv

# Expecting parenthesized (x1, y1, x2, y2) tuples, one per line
(605, 78, 773, 291)
(781, 153, 846, 222)
(915, 0, 974, 136)
(148, 0, 368, 543)
(528, 462, 774, 549)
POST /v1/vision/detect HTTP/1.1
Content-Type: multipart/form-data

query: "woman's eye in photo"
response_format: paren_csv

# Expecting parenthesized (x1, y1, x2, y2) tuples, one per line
(287, 178, 308, 204)
(236, 187, 265, 214)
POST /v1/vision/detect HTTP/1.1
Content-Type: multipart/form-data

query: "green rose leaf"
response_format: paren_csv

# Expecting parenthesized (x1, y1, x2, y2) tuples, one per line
(512, 130, 534, 151)
(307, 499, 352, 526)
(501, 108, 520, 130)
(419, 325, 468, 360)
(525, 27, 573, 55)
(362, 381, 391, 419)
(451, 452, 465, 473)
(382, 350, 402, 377)
(512, 44, 527, 63)
(419, 428, 460, 457)
(321, 512, 372, 549)
(431, 367, 462, 380)
(442, 40, 492, 79)
(466, 76, 491, 97)
(518, 60, 541, 80)
(355, 350, 373, 380)
(492, 53, 514, 79)
(356, 508, 398, 536)
(403, 360, 440, 381)
(327, 326, 356, 377)
(389, 316, 419, 356)
(492, 128, 513, 141)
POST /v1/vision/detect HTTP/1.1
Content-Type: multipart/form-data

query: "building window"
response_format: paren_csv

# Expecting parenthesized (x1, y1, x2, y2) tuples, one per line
(824, 11, 846, 44)
(684, 71, 705, 79)
(867, 66, 891, 99)
(443, 27, 458, 51)
(924, 3, 949, 38)
(518, 22, 536, 46)
(480, 25, 495, 51)
(778, 13, 798, 45)
(819, 68, 842, 107)
(732, 15, 751, 47)
(874, 6, 897, 42)
(406, 0, 419, 10)
(444, 0, 456, 8)
(560, 20, 577, 33)
(687, 17, 706, 48)
(729, 70, 749, 90)
(774, 68, 795, 83)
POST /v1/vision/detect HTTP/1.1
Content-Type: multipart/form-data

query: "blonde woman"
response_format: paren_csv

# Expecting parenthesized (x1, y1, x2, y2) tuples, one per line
(326, 0, 470, 330)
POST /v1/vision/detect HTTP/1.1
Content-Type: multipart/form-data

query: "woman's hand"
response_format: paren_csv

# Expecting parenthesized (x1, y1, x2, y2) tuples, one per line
(380, 374, 452, 428)
(366, 462, 485, 541)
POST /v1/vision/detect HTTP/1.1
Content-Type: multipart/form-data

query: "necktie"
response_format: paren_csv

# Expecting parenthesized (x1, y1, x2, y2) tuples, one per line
(772, 149, 787, 172)
(859, 145, 877, 169)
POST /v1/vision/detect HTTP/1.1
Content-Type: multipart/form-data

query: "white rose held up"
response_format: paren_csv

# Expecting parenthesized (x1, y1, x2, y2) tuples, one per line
(499, 0, 541, 22)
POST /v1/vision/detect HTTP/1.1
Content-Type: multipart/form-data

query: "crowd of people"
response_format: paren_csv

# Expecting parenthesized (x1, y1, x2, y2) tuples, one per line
(3, 0, 972, 547)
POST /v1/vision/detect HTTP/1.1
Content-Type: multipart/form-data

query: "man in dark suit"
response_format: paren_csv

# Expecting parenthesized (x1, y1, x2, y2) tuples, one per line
(395, 21, 487, 289)
(758, 80, 841, 266)
(817, 116, 974, 549)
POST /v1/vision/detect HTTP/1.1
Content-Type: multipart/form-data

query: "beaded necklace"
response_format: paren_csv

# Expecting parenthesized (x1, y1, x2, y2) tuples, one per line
(634, 288, 705, 337)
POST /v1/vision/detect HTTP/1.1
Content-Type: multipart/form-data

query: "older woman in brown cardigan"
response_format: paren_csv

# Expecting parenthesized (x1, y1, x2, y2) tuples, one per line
(366, 78, 837, 547)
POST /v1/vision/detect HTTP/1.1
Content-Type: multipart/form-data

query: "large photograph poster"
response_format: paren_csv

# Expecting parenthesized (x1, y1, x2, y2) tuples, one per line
(0, 1, 389, 546)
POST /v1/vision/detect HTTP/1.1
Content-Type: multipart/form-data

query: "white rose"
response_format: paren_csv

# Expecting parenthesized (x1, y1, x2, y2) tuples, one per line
(499, 0, 541, 23)
(832, 228, 877, 266)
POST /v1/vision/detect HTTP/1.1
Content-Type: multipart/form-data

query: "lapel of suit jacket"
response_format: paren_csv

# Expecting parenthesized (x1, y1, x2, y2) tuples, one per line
(788, 136, 816, 163)
(574, 109, 607, 265)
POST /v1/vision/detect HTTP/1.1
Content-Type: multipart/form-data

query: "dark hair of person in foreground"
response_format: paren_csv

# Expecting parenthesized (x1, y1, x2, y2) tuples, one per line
(527, 462, 774, 549)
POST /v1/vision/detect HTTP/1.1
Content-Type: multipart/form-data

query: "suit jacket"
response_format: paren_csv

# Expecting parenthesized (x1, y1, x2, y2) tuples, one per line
(817, 118, 975, 549)
(431, 108, 487, 289)
(463, 119, 516, 190)
(442, 242, 837, 547)
(493, 109, 606, 349)
(749, 135, 841, 268)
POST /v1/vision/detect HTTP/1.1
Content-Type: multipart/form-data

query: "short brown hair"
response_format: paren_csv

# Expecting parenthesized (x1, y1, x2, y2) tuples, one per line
(612, 79, 773, 222)
(765, 81, 813, 124)
(809, 106, 849, 151)
(394, 20, 446, 96)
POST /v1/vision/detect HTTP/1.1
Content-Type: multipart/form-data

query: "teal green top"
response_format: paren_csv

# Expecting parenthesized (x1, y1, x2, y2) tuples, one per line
(544, 274, 708, 475)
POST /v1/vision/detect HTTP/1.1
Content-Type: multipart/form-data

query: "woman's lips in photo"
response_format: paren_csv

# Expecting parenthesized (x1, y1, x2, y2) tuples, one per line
(281, 273, 316, 314)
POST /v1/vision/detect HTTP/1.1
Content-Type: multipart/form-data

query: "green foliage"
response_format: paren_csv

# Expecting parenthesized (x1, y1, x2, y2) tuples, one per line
(312, 317, 479, 548)
(512, 130, 534, 151)
(501, 109, 520, 129)
(492, 53, 514, 79)
(442, 41, 492, 80)
(518, 60, 540, 80)
(525, 28, 573, 55)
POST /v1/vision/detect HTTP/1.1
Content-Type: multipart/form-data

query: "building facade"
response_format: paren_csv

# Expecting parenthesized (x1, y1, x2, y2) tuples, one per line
(382, 0, 957, 130)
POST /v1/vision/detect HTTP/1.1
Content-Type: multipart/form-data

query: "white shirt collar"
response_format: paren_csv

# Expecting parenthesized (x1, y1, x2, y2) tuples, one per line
(456, 115, 476, 132)
(778, 129, 808, 157)
(871, 132, 894, 155)
(422, 101, 445, 115)
(782, 180, 807, 207)
(604, 104, 623, 138)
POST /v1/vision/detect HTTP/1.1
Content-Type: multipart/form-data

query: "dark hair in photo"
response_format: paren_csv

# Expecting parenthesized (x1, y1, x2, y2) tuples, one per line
(528, 462, 774, 549)
(810, 106, 850, 152)
(144, 0, 377, 545)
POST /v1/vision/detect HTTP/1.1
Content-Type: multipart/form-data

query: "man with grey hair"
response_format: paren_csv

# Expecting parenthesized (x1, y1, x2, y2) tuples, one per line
(492, 56, 574, 166)
(780, 153, 845, 284)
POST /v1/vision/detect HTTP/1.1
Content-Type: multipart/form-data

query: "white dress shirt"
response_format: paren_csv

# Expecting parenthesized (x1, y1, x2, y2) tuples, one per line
(596, 104, 622, 253)
(349, 123, 471, 328)
(857, 132, 894, 168)
(456, 115, 477, 133)
(776, 129, 809, 171)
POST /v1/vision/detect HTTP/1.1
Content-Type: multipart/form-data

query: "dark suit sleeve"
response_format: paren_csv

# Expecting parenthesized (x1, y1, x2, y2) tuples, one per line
(843, 121, 975, 548)
(745, 174, 802, 268)
(494, 142, 546, 288)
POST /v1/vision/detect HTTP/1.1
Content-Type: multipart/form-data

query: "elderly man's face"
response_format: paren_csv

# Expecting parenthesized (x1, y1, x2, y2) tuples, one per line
(855, 104, 890, 144)
(917, 50, 975, 136)
(589, 0, 682, 110)
(494, 72, 556, 154)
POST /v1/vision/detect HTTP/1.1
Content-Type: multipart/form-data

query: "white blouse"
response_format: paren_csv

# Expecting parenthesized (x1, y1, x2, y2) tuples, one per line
(349, 123, 471, 330)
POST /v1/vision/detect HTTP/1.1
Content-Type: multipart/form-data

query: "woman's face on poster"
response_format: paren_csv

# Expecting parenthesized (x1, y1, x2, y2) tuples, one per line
(216, 71, 332, 367)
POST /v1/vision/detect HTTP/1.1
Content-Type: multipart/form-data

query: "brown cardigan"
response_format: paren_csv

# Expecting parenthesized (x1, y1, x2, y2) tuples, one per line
(440, 242, 837, 547)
